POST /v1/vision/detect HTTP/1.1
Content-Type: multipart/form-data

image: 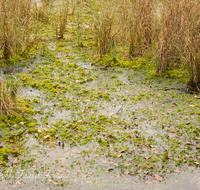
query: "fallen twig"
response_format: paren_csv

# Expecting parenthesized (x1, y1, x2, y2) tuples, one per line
(117, 104, 123, 113)
(9, 129, 27, 139)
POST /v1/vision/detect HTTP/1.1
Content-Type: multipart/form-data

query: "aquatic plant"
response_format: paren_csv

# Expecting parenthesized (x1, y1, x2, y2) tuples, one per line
(0, 79, 20, 117)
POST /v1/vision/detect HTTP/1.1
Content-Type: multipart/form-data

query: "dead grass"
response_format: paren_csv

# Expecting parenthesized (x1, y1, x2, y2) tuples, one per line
(55, 0, 69, 39)
(0, 80, 21, 117)
(89, 0, 200, 89)
(0, 0, 199, 89)
(129, 0, 154, 57)
(0, 0, 38, 60)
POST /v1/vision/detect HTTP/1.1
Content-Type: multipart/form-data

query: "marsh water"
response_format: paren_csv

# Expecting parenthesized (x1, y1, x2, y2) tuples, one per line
(0, 12, 200, 190)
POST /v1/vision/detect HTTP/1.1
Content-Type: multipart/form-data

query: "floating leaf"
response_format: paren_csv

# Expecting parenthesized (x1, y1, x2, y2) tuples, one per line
(116, 174, 121, 178)
(168, 133, 176, 138)
(12, 146, 19, 150)
(43, 135, 50, 140)
(137, 168, 142, 173)
(174, 169, 181, 173)
(167, 109, 173, 113)
(52, 181, 59, 185)
(145, 181, 152, 184)
(15, 180, 21, 185)
(155, 175, 162, 180)
(73, 130, 78, 134)
(53, 134, 59, 138)
(107, 134, 114, 138)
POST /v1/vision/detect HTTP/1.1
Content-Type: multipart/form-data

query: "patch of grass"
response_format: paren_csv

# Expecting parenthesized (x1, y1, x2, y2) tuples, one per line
(0, 79, 21, 117)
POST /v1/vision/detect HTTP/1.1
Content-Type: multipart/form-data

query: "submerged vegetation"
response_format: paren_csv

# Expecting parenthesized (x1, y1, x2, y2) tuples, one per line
(0, 0, 200, 189)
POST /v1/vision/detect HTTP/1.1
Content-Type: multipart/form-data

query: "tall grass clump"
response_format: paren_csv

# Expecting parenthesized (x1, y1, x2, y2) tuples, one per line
(89, 0, 120, 56)
(76, 0, 84, 46)
(89, 0, 155, 58)
(53, 0, 69, 39)
(156, 0, 200, 90)
(157, 0, 186, 74)
(70, 0, 76, 15)
(128, 0, 154, 58)
(0, 79, 21, 117)
(0, 0, 38, 61)
(34, 0, 54, 22)
(41, 0, 54, 6)
(185, 0, 200, 90)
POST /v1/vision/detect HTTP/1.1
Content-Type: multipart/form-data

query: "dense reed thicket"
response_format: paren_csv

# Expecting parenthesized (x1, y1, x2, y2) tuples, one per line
(89, 0, 200, 90)
(0, 0, 38, 60)
(0, 0, 199, 89)
(0, 79, 20, 117)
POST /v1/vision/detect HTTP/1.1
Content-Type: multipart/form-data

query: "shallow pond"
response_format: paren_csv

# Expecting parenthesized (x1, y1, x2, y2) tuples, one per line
(0, 16, 200, 190)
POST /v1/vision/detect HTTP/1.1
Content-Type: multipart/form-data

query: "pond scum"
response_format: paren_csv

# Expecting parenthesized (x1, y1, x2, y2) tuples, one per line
(0, 0, 200, 189)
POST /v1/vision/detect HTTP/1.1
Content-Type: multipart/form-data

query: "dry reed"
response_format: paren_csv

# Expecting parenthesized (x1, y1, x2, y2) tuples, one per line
(0, 0, 38, 60)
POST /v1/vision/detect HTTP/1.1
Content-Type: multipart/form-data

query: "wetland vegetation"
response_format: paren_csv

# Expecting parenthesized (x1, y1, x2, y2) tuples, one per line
(0, 0, 200, 189)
